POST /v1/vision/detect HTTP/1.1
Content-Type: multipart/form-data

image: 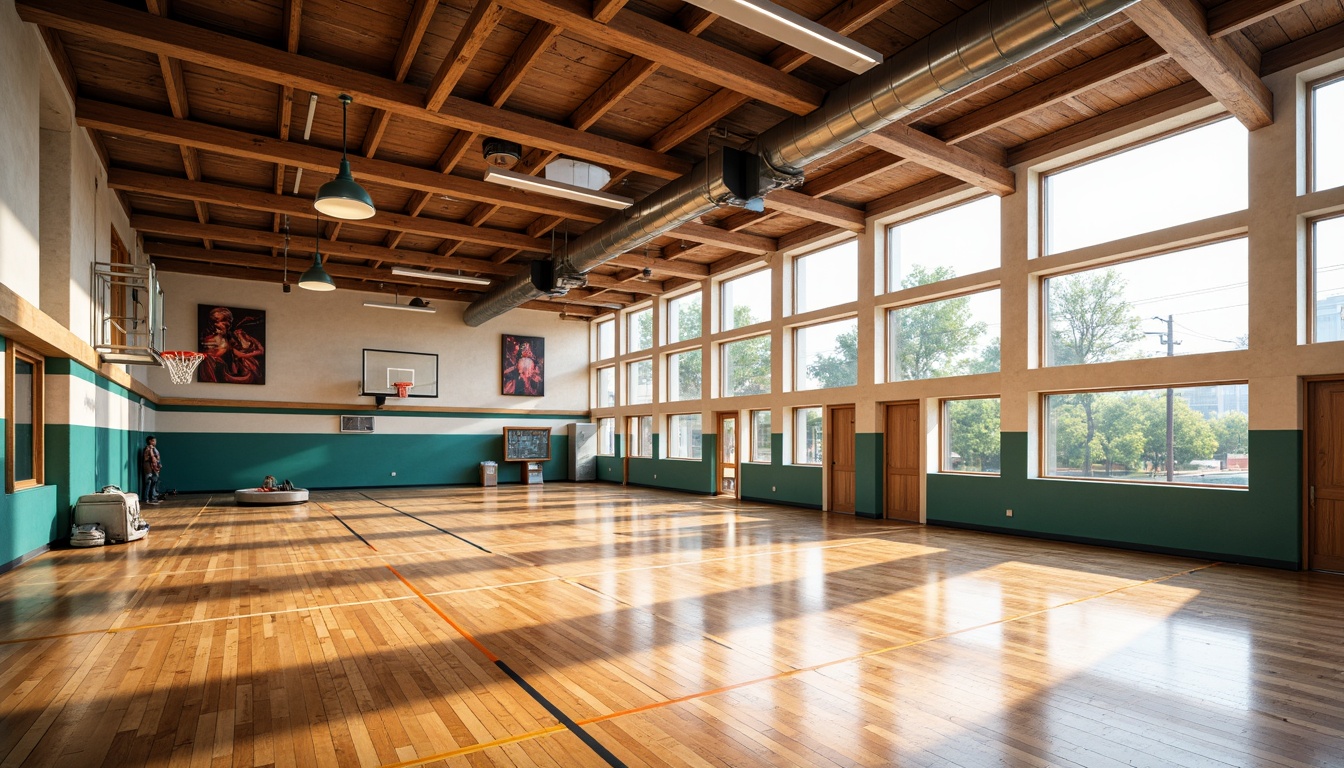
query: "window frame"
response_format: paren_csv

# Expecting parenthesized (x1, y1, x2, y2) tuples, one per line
(940, 396, 1001, 476)
(749, 409, 772, 464)
(666, 348, 703, 403)
(666, 413, 703, 460)
(793, 316, 858, 391)
(1038, 382, 1249, 489)
(885, 195, 1000, 293)
(595, 366, 615, 408)
(595, 318, 615, 360)
(7, 344, 45, 493)
(1309, 73, 1344, 193)
(1309, 212, 1344, 344)
(626, 306, 653, 354)
(886, 287, 1001, 383)
(597, 417, 615, 456)
(627, 415, 653, 458)
(625, 358, 653, 405)
(665, 290, 703, 344)
(720, 268, 772, 332)
(793, 406, 823, 466)
(794, 238, 858, 314)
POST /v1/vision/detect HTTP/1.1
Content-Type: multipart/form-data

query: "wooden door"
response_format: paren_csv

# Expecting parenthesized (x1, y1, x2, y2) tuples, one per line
(717, 412, 738, 497)
(885, 401, 920, 522)
(1308, 380, 1344, 572)
(829, 405, 855, 514)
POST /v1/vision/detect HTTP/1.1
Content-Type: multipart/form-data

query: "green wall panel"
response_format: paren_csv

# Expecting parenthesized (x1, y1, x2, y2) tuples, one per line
(624, 434, 715, 494)
(855, 432, 883, 519)
(926, 431, 1301, 567)
(46, 424, 139, 531)
(0, 485, 59, 568)
(740, 434, 823, 508)
(160, 432, 569, 491)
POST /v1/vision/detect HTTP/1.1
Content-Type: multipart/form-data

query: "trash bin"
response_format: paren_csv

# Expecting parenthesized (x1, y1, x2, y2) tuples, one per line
(480, 461, 498, 487)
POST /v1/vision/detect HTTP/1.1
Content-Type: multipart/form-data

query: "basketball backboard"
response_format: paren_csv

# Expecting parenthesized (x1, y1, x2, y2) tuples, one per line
(362, 349, 438, 398)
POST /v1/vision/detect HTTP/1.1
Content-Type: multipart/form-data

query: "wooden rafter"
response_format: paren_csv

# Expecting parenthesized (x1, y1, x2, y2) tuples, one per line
(859, 122, 1015, 195)
(425, 0, 506, 111)
(1126, 0, 1273, 130)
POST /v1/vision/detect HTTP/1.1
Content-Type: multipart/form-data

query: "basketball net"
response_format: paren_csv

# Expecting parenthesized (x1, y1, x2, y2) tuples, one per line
(392, 381, 412, 399)
(160, 351, 205, 385)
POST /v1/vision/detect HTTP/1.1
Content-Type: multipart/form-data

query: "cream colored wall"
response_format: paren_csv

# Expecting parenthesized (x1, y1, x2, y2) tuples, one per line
(590, 45, 1344, 512)
(0, 3, 43, 306)
(153, 272, 589, 410)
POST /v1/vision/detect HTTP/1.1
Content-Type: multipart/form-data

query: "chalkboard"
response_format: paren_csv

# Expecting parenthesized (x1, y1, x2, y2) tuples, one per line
(503, 427, 552, 462)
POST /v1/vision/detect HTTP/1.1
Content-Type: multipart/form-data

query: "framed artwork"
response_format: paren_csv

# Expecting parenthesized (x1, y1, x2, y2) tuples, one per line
(502, 334, 544, 396)
(197, 304, 266, 385)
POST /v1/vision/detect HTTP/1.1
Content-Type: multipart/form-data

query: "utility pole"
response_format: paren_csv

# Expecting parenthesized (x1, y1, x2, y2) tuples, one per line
(1145, 316, 1180, 481)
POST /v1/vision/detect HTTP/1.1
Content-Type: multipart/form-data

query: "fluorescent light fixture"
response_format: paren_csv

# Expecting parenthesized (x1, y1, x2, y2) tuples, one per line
(391, 266, 492, 286)
(364, 298, 436, 313)
(683, 0, 881, 74)
(484, 167, 634, 210)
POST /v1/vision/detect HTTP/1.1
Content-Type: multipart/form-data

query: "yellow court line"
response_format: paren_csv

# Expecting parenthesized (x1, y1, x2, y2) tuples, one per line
(384, 564, 500, 663)
(377, 725, 569, 768)
(575, 561, 1224, 728)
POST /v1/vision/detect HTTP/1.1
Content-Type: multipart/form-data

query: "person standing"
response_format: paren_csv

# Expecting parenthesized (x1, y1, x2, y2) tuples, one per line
(141, 435, 162, 504)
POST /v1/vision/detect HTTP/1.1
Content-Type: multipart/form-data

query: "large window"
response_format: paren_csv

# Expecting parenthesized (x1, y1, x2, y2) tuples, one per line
(795, 318, 858, 390)
(596, 318, 615, 360)
(1044, 239, 1248, 367)
(1044, 118, 1247, 255)
(794, 407, 822, 465)
(668, 414, 703, 459)
(597, 417, 615, 456)
(888, 196, 1000, 291)
(626, 359, 652, 404)
(1044, 384, 1248, 487)
(722, 269, 771, 330)
(628, 415, 653, 458)
(889, 289, 1000, 381)
(627, 307, 653, 353)
(667, 349, 702, 401)
(7, 346, 44, 492)
(1313, 215, 1344, 343)
(721, 335, 772, 397)
(943, 398, 1000, 474)
(667, 291, 702, 342)
(1313, 75, 1343, 192)
(596, 366, 615, 407)
(795, 240, 857, 313)
(750, 409, 772, 463)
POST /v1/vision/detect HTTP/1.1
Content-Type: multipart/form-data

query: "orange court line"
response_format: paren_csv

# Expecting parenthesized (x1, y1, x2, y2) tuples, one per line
(575, 561, 1223, 727)
(377, 725, 569, 768)
(384, 563, 500, 663)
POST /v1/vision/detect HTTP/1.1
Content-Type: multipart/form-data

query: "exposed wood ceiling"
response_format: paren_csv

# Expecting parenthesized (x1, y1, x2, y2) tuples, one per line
(20, 0, 1344, 317)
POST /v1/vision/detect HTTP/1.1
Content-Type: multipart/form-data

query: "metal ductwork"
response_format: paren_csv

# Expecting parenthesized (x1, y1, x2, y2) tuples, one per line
(462, 0, 1138, 327)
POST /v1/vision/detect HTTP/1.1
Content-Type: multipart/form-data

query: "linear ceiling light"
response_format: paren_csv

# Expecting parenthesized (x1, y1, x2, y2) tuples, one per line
(683, 0, 881, 74)
(484, 167, 634, 210)
(364, 297, 436, 313)
(314, 94, 376, 220)
(390, 266, 493, 286)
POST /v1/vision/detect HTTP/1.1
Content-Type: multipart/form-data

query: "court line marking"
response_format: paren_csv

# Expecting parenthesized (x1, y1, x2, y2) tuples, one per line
(376, 726, 568, 768)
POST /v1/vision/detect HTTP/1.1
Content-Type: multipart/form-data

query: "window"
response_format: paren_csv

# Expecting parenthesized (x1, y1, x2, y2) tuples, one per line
(627, 308, 653, 353)
(667, 349, 702, 401)
(795, 318, 858, 391)
(795, 240, 857, 313)
(943, 398, 1000, 474)
(596, 366, 615, 407)
(7, 345, 44, 492)
(667, 291, 702, 342)
(597, 417, 615, 456)
(721, 335, 772, 397)
(628, 415, 653, 458)
(722, 269, 771, 330)
(626, 359, 652, 404)
(1313, 215, 1344, 343)
(1044, 384, 1248, 487)
(889, 289, 1000, 381)
(888, 196, 1000, 291)
(668, 414, 703, 459)
(596, 318, 615, 360)
(1313, 76, 1344, 192)
(750, 409, 772, 463)
(1044, 239, 1248, 367)
(1044, 118, 1247, 255)
(794, 407, 823, 465)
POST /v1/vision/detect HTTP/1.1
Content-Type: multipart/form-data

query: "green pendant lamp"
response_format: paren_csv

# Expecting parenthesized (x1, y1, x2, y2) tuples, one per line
(314, 94, 375, 220)
(299, 214, 336, 291)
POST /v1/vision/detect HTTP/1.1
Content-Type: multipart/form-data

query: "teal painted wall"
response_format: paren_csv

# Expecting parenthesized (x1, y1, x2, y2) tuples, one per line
(740, 434, 823, 508)
(625, 434, 715, 494)
(596, 434, 624, 483)
(0, 485, 59, 568)
(46, 424, 139, 530)
(926, 431, 1301, 567)
(161, 431, 570, 491)
(855, 432, 883, 519)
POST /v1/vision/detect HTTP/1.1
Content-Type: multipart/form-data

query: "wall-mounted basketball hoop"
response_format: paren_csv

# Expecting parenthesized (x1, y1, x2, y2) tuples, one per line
(392, 381, 412, 399)
(160, 351, 205, 384)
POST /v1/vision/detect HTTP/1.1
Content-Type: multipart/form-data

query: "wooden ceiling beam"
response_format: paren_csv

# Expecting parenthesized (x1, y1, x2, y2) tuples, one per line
(490, 0, 823, 115)
(608, 252, 709, 278)
(764, 190, 865, 231)
(108, 170, 551, 253)
(1126, 0, 1272, 130)
(133, 216, 524, 276)
(671, 223, 776, 254)
(591, 0, 628, 23)
(76, 100, 611, 222)
(16, 0, 687, 180)
(859, 123, 1015, 195)
(488, 22, 561, 107)
(362, 1, 440, 159)
(426, 0, 506, 111)
(1261, 20, 1344, 76)
(1208, 0, 1314, 38)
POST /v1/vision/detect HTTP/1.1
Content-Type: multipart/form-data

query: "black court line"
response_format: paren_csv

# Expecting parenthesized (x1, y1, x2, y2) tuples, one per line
(358, 492, 494, 553)
(494, 660, 626, 767)
(325, 509, 376, 550)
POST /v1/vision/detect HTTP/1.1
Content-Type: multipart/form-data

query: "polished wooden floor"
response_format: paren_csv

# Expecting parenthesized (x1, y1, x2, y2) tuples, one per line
(2, 485, 1343, 767)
